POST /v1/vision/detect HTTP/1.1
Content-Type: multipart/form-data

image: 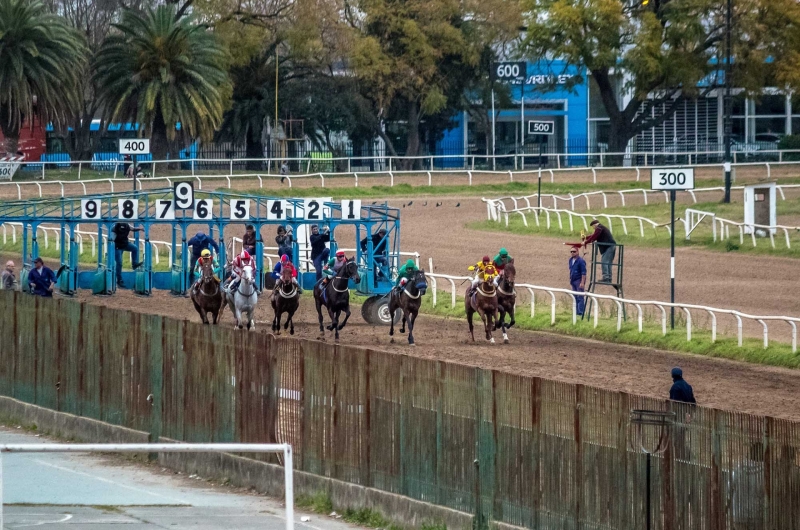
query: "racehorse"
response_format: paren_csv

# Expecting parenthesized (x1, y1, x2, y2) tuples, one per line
(314, 259, 360, 342)
(388, 269, 428, 346)
(465, 268, 499, 344)
(191, 258, 225, 324)
(226, 264, 258, 330)
(271, 264, 300, 335)
(495, 260, 516, 344)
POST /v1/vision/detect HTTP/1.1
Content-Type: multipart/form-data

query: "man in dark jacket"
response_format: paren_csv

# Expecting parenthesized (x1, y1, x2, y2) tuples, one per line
(28, 257, 56, 297)
(309, 224, 331, 281)
(583, 219, 617, 283)
(187, 232, 220, 283)
(669, 367, 696, 404)
(361, 228, 388, 265)
(112, 222, 142, 287)
(241, 224, 256, 255)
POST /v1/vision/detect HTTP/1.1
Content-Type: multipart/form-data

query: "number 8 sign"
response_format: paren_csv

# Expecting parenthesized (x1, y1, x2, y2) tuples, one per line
(118, 199, 139, 220)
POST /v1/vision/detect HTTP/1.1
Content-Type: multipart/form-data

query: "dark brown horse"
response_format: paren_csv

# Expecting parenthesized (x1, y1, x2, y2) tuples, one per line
(388, 269, 428, 346)
(495, 260, 516, 344)
(191, 258, 224, 324)
(271, 265, 300, 335)
(465, 268, 499, 344)
(314, 258, 360, 342)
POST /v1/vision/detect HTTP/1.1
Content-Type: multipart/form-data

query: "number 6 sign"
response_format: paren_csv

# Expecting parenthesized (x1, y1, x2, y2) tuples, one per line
(193, 199, 213, 220)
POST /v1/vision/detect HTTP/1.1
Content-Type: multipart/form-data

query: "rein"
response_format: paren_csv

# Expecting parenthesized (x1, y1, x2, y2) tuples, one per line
(402, 287, 422, 299)
(497, 281, 516, 297)
(476, 285, 497, 298)
(278, 285, 298, 298)
(199, 279, 219, 297)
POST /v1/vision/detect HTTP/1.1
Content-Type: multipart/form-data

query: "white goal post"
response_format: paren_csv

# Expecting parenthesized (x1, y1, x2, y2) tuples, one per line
(0, 443, 293, 530)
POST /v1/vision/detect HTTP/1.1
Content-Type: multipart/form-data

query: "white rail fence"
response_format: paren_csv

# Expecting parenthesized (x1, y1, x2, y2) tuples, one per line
(484, 203, 671, 239)
(684, 209, 800, 249)
(5, 155, 800, 200)
(424, 259, 799, 352)
(10, 148, 800, 177)
(485, 184, 800, 214)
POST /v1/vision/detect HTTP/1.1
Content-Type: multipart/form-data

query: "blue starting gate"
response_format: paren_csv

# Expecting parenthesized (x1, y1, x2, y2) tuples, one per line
(0, 185, 402, 322)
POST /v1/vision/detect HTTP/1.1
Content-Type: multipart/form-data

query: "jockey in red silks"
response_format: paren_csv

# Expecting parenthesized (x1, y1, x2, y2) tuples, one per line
(229, 249, 255, 291)
(272, 254, 302, 293)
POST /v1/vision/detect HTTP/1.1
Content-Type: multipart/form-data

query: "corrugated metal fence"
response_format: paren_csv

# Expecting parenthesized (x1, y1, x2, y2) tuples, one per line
(0, 290, 798, 530)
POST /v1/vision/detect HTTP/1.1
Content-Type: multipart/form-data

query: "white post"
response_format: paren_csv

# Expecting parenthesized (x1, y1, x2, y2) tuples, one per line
(491, 90, 496, 172)
(284, 445, 294, 530)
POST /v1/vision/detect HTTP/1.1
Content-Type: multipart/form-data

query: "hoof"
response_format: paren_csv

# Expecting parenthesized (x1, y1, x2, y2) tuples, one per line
(275, 330, 281, 336)
(390, 338, 395, 344)
(503, 338, 509, 344)
(334, 338, 340, 344)
(490, 337, 496, 344)
(408, 342, 416, 347)
(289, 329, 295, 335)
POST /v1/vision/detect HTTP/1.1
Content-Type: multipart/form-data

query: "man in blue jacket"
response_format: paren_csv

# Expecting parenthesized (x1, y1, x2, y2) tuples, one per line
(187, 232, 220, 283)
(669, 367, 697, 404)
(309, 224, 330, 281)
(568, 245, 586, 316)
(28, 257, 56, 297)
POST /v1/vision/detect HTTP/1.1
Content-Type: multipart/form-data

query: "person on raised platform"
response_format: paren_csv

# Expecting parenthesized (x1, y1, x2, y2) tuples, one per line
(583, 219, 617, 283)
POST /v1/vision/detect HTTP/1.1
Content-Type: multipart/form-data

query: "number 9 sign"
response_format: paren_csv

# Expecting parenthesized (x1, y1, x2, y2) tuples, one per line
(81, 199, 102, 220)
(174, 181, 194, 209)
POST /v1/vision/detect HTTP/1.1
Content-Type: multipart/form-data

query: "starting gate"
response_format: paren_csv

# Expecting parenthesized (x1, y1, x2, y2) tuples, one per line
(0, 185, 402, 324)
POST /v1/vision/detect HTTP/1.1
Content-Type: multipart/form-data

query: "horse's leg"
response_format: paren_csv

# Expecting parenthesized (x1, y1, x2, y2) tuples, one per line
(248, 306, 255, 331)
(406, 308, 417, 346)
(315, 298, 326, 336)
(274, 309, 282, 335)
(480, 308, 494, 343)
(288, 307, 296, 335)
(337, 305, 352, 331)
(332, 309, 341, 342)
(389, 298, 396, 342)
(495, 303, 505, 331)
(400, 301, 406, 334)
(466, 308, 475, 342)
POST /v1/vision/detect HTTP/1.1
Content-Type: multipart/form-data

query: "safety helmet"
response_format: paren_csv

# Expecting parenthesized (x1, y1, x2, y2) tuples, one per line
(499, 248, 508, 256)
(406, 259, 416, 268)
(281, 254, 289, 263)
(240, 250, 250, 260)
(201, 249, 211, 258)
(277, 225, 286, 233)
(482, 255, 491, 262)
(336, 250, 345, 258)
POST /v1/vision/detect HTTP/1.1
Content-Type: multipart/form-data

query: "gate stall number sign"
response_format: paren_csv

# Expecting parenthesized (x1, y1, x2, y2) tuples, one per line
(302, 198, 331, 221)
(118, 199, 139, 220)
(230, 199, 251, 220)
(267, 199, 295, 221)
(173, 182, 194, 209)
(118, 139, 150, 155)
(650, 167, 695, 191)
(81, 199, 102, 220)
(156, 199, 175, 220)
(341, 200, 361, 220)
(193, 199, 214, 220)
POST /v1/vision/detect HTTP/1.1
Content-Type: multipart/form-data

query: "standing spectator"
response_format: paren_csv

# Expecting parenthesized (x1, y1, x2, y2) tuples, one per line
(275, 225, 294, 260)
(280, 161, 289, 183)
(309, 224, 331, 281)
(187, 231, 220, 284)
(28, 257, 56, 297)
(568, 245, 586, 316)
(242, 224, 256, 255)
(112, 222, 142, 287)
(583, 219, 617, 283)
(2, 260, 17, 290)
(669, 367, 696, 404)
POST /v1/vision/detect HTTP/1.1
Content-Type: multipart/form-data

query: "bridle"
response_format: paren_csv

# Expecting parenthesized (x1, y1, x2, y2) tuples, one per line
(277, 267, 298, 298)
(401, 270, 428, 300)
(197, 260, 219, 296)
(331, 260, 359, 293)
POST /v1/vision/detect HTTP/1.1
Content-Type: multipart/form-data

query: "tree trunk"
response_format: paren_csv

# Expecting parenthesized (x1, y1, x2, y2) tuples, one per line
(3, 134, 19, 156)
(245, 129, 263, 170)
(151, 112, 169, 169)
(606, 120, 633, 167)
(403, 100, 421, 170)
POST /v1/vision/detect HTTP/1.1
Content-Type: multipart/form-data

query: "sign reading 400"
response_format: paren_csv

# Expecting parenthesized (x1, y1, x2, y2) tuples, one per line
(650, 167, 695, 191)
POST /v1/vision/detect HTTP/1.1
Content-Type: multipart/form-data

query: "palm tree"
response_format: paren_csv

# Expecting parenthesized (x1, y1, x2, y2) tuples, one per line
(93, 6, 230, 162)
(0, 0, 87, 154)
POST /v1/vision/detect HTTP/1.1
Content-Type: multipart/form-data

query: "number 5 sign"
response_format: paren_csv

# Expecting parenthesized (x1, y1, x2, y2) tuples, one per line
(650, 167, 695, 191)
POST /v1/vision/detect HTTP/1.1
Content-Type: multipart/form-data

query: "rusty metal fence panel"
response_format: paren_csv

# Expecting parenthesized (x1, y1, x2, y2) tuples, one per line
(2, 290, 800, 530)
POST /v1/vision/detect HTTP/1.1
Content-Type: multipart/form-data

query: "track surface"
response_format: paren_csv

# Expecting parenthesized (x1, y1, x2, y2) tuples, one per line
(71, 289, 800, 422)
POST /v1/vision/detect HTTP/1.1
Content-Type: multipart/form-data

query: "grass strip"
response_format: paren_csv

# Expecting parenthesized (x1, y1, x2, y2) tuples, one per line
(296, 492, 447, 530)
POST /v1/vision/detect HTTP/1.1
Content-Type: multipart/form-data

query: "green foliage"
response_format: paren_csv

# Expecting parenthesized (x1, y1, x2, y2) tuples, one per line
(295, 492, 333, 514)
(0, 0, 87, 150)
(778, 135, 800, 161)
(725, 240, 740, 252)
(93, 5, 230, 160)
(520, 0, 800, 152)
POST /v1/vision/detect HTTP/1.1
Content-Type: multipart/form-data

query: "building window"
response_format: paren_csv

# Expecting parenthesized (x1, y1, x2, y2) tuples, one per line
(753, 95, 786, 116)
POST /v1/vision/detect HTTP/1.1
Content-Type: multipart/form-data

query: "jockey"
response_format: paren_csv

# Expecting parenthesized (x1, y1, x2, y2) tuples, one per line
(193, 249, 220, 287)
(271, 254, 302, 293)
(468, 255, 497, 295)
(394, 259, 419, 292)
(321, 250, 347, 285)
(492, 247, 513, 285)
(229, 249, 255, 292)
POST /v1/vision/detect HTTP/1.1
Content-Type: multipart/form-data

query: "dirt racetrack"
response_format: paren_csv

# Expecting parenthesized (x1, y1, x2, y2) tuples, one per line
(70, 288, 800, 422)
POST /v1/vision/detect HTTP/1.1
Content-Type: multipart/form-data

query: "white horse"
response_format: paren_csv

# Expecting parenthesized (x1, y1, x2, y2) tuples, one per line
(227, 264, 258, 330)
